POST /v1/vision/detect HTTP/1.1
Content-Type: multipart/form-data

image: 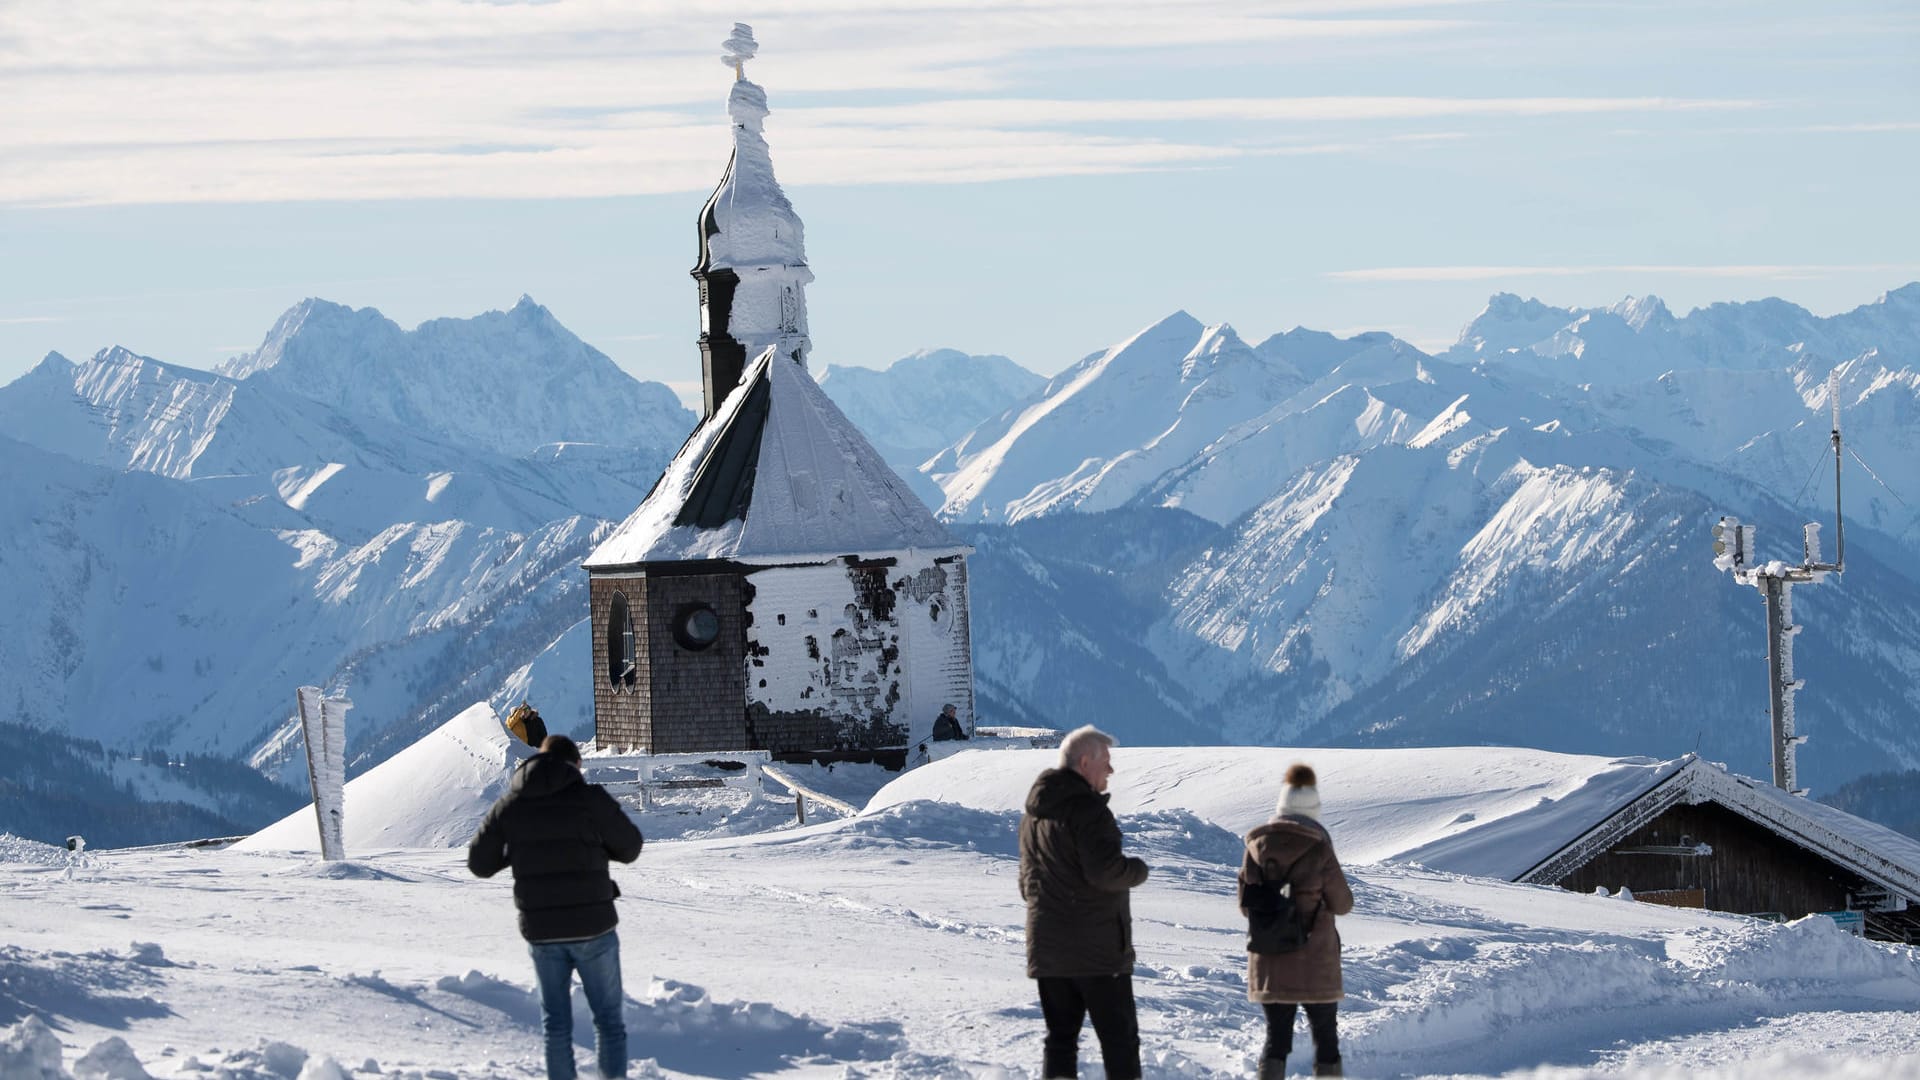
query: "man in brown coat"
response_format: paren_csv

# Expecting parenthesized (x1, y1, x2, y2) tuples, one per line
(1019, 725, 1151, 1079)
(1241, 762, 1354, 1078)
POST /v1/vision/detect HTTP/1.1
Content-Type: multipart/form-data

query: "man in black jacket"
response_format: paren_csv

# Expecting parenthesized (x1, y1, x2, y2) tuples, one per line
(1018, 724, 1151, 1079)
(469, 734, 643, 1080)
(931, 703, 968, 741)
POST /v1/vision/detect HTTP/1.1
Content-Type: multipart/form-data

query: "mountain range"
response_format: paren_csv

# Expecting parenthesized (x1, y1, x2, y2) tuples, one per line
(3, 285, 1918, 843)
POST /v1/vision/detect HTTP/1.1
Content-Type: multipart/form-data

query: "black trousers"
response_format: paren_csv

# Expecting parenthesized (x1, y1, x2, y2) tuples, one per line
(1036, 975, 1141, 1079)
(1263, 1001, 1340, 1064)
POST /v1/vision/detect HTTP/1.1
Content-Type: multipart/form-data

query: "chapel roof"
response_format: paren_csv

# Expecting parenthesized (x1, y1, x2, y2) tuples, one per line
(583, 348, 966, 568)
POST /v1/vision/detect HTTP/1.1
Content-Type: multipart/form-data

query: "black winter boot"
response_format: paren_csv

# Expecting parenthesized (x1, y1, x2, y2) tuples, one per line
(1312, 1061, 1343, 1077)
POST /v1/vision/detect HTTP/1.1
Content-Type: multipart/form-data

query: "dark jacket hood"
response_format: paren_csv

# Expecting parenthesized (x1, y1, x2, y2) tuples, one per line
(512, 752, 584, 799)
(1026, 767, 1105, 819)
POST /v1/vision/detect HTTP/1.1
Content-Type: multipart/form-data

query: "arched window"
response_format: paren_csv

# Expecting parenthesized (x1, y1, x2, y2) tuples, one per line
(607, 592, 636, 686)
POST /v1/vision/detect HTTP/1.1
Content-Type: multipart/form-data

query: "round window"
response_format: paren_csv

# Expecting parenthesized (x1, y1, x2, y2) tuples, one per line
(673, 604, 721, 651)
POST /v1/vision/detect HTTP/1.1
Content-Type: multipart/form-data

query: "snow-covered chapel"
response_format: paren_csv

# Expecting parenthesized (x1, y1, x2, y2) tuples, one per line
(582, 25, 975, 761)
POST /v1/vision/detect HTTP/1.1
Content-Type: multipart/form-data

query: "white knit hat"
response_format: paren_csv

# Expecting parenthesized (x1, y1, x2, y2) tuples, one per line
(1277, 762, 1321, 821)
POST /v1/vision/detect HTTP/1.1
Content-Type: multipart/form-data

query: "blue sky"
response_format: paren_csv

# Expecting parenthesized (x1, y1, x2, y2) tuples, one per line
(3, 1, 1917, 404)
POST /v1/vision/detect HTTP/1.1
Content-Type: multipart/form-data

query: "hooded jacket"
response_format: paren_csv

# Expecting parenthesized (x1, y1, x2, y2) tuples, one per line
(468, 752, 644, 943)
(1018, 767, 1150, 978)
(1239, 815, 1353, 1003)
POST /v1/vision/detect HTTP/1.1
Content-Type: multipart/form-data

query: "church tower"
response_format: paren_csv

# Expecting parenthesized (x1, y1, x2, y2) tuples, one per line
(692, 23, 814, 418)
(583, 25, 975, 764)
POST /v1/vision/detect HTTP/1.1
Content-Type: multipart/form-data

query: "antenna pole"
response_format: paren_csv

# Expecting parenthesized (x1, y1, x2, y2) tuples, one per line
(1711, 370, 1846, 795)
(1762, 576, 1799, 792)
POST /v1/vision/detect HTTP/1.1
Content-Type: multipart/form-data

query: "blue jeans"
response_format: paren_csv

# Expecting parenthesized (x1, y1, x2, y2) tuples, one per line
(528, 929, 627, 1079)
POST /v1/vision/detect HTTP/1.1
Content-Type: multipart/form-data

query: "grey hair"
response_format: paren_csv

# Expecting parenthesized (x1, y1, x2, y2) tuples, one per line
(1058, 725, 1115, 769)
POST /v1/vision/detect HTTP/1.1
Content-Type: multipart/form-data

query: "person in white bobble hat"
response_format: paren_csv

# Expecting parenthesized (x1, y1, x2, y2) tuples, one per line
(1239, 763, 1354, 1077)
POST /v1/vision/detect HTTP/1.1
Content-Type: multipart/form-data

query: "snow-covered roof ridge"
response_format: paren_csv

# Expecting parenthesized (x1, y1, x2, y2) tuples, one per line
(1518, 755, 1920, 900)
(585, 348, 966, 568)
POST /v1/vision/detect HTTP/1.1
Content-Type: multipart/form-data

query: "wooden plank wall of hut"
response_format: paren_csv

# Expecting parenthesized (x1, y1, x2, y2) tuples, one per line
(1556, 801, 1856, 918)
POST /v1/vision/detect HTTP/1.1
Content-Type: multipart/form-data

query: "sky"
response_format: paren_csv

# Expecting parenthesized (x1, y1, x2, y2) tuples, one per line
(3, 1, 1918, 405)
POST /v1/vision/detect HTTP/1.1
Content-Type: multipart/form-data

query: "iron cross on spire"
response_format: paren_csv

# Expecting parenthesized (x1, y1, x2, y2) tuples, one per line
(722, 23, 757, 82)
(1712, 371, 1847, 796)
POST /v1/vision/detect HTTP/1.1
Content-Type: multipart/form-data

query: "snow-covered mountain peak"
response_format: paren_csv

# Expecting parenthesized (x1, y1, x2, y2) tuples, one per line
(217, 297, 693, 458)
(221, 297, 388, 381)
(1118, 309, 1205, 352)
(1878, 281, 1920, 307)
(1180, 322, 1254, 379)
(1456, 293, 1578, 356)
(1256, 327, 1421, 384)
(1606, 294, 1675, 331)
(24, 351, 76, 381)
(89, 344, 222, 383)
(930, 312, 1317, 522)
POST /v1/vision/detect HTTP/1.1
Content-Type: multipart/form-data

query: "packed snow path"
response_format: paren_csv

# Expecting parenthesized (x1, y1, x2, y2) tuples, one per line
(5, 749, 1920, 1077)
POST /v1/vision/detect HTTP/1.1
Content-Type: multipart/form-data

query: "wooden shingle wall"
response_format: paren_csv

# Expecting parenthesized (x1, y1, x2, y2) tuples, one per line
(1557, 801, 1855, 917)
(641, 570, 748, 753)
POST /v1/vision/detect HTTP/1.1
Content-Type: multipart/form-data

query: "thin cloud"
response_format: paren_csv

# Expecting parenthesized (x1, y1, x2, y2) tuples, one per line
(0, 0, 1596, 207)
(1, 92, 1762, 207)
(796, 96, 1763, 128)
(0, 316, 65, 325)
(1327, 264, 1920, 283)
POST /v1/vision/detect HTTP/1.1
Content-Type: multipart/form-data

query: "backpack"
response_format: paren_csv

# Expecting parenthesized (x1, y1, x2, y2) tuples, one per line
(505, 703, 548, 748)
(1242, 859, 1315, 955)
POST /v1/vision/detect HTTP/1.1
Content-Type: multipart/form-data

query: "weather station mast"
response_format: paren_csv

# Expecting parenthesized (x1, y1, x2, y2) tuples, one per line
(1712, 372, 1846, 796)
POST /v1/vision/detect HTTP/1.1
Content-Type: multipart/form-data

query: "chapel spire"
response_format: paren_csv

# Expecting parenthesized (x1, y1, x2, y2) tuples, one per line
(692, 22, 814, 419)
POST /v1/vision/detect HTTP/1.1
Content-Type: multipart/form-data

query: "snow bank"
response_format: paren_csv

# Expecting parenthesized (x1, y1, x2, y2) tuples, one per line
(434, 970, 903, 1074)
(867, 744, 1680, 876)
(238, 702, 530, 852)
(1348, 895, 1920, 1078)
(0, 1015, 68, 1080)
(0, 835, 67, 866)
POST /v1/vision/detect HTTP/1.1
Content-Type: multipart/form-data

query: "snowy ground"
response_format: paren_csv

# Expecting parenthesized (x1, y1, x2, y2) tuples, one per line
(5, 744, 1920, 1079)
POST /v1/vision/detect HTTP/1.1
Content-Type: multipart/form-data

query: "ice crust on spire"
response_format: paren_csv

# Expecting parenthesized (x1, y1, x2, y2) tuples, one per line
(701, 22, 813, 367)
(721, 22, 758, 71)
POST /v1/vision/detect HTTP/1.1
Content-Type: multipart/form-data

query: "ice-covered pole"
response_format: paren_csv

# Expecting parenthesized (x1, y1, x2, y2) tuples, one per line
(296, 686, 350, 860)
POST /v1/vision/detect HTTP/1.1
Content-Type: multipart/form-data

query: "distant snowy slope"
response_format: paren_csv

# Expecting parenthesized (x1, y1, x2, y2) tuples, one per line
(0, 434, 317, 752)
(240, 702, 530, 851)
(1143, 424, 1920, 782)
(222, 296, 693, 459)
(953, 508, 1221, 747)
(1451, 282, 1920, 382)
(0, 427, 606, 762)
(0, 346, 452, 482)
(929, 313, 1307, 522)
(869, 744, 1682, 879)
(0, 346, 660, 542)
(816, 348, 1044, 471)
(1141, 333, 1461, 525)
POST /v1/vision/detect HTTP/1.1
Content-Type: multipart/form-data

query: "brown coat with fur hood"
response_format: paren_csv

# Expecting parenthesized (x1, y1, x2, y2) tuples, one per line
(1240, 815, 1354, 1003)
